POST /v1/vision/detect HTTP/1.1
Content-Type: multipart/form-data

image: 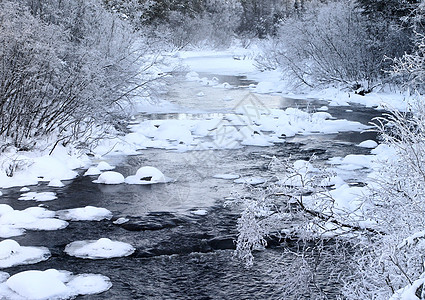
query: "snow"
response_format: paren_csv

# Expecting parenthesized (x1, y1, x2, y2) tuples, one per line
(0, 239, 50, 268)
(84, 166, 102, 176)
(18, 191, 57, 202)
(213, 173, 240, 180)
(190, 209, 208, 216)
(390, 277, 425, 300)
(48, 178, 65, 187)
(65, 238, 135, 259)
(113, 217, 129, 225)
(56, 206, 112, 221)
(125, 166, 169, 185)
(97, 161, 115, 171)
(0, 205, 68, 238)
(234, 177, 266, 185)
(0, 269, 111, 299)
(358, 140, 378, 148)
(0, 145, 89, 189)
(19, 187, 30, 192)
(93, 171, 125, 184)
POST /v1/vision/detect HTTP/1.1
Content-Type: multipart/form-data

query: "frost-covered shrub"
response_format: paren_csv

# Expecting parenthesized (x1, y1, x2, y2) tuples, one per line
(0, 0, 152, 151)
(258, 0, 407, 90)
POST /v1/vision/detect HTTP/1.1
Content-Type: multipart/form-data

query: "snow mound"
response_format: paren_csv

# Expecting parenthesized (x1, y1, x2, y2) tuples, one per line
(97, 161, 115, 171)
(1, 269, 111, 299)
(48, 179, 65, 187)
(93, 171, 125, 184)
(358, 140, 378, 148)
(0, 239, 50, 268)
(56, 206, 112, 221)
(125, 166, 169, 185)
(65, 238, 135, 259)
(18, 191, 57, 201)
(0, 205, 68, 238)
(19, 187, 30, 192)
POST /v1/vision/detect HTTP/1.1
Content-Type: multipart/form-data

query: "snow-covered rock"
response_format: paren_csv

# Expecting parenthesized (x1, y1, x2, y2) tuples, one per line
(65, 238, 135, 259)
(125, 166, 168, 185)
(56, 206, 112, 221)
(0, 239, 50, 268)
(0, 205, 68, 238)
(1, 269, 111, 299)
(93, 171, 125, 184)
(358, 140, 378, 148)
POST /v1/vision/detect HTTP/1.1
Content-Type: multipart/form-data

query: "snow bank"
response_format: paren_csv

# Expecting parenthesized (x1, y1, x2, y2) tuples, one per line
(0, 239, 50, 268)
(0, 269, 111, 299)
(56, 206, 112, 221)
(0, 145, 89, 189)
(65, 238, 135, 259)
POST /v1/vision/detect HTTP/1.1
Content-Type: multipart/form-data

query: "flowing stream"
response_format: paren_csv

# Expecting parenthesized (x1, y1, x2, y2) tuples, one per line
(0, 73, 383, 299)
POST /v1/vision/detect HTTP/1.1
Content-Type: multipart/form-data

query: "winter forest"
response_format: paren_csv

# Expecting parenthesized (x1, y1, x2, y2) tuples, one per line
(1, 0, 425, 299)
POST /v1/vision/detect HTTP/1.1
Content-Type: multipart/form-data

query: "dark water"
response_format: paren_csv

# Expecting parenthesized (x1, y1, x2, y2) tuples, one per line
(0, 75, 383, 299)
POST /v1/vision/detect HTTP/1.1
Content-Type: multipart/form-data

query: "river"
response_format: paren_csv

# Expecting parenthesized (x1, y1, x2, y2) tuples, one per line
(0, 73, 382, 299)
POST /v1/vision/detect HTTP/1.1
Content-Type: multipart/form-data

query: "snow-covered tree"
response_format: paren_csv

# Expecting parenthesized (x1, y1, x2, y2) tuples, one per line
(0, 0, 154, 151)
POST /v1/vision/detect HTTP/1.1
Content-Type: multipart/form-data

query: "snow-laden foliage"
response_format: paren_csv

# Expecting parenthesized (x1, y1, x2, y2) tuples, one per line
(0, 0, 157, 151)
(257, 0, 419, 91)
(233, 101, 425, 299)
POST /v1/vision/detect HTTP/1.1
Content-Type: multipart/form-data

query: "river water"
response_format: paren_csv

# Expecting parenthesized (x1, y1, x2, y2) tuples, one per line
(0, 73, 382, 299)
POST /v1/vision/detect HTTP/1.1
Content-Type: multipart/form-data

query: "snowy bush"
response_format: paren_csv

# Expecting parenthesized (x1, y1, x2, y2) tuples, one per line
(257, 0, 413, 91)
(0, 0, 155, 151)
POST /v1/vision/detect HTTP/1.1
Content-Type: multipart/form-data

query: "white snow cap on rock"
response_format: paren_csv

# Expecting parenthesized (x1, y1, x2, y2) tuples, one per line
(56, 206, 112, 221)
(0, 239, 50, 268)
(93, 171, 125, 184)
(358, 140, 378, 148)
(0, 205, 68, 238)
(125, 166, 169, 184)
(0, 269, 111, 299)
(65, 238, 135, 259)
